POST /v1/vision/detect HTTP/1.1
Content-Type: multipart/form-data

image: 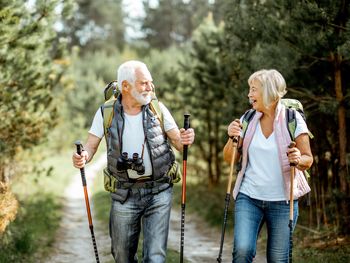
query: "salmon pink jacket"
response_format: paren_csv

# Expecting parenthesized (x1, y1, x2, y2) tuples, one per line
(232, 103, 311, 201)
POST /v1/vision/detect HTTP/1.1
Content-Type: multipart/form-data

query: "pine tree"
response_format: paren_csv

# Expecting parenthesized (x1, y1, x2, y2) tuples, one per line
(176, 14, 234, 186)
(224, 0, 350, 234)
(0, 0, 72, 184)
(60, 0, 125, 52)
(140, 0, 218, 50)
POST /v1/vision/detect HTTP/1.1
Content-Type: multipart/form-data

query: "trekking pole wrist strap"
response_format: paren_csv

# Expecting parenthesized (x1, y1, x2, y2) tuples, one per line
(229, 136, 238, 144)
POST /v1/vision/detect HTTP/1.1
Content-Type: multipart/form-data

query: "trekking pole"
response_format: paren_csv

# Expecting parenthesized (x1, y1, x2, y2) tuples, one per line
(180, 113, 190, 263)
(288, 141, 296, 263)
(217, 136, 239, 263)
(75, 141, 100, 263)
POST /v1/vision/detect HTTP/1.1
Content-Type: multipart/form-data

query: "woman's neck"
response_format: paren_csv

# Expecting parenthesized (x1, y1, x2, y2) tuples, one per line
(261, 100, 278, 119)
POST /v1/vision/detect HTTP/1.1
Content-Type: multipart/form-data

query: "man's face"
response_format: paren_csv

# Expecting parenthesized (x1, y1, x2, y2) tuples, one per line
(130, 67, 153, 105)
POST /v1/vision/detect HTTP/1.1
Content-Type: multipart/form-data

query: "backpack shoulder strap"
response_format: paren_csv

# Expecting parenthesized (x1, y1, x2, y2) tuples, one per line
(241, 109, 256, 138)
(286, 108, 296, 141)
(102, 97, 117, 138)
(149, 99, 164, 131)
(285, 107, 314, 141)
(101, 97, 165, 138)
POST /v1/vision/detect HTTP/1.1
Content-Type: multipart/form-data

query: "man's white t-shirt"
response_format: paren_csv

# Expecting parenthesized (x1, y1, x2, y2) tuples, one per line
(89, 102, 178, 179)
(239, 111, 309, 201)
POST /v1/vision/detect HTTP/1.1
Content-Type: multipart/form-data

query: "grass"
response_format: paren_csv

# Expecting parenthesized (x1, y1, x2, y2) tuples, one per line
(2, 146, 349, 263)
(0, 148, 78, 263)
(0, 194, 61, 263)
(172, 176, 350, 263)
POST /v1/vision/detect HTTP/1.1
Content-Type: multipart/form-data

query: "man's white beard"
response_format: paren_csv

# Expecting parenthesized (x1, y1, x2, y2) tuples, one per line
(131, 88, 152, 105)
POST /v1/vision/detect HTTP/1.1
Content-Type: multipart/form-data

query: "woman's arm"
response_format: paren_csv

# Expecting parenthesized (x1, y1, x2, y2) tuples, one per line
(287, 133, 313, 170)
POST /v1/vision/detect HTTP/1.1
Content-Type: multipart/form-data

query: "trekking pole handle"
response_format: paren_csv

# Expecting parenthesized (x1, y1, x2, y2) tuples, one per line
(75, 140, 83, 155)
(288, 142, 297, 167)
(74, 140, 87, 186)
(183, 113, 190, 161)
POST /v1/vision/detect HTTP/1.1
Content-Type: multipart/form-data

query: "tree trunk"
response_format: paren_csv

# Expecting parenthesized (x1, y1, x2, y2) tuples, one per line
(333, 51, 349, 234)
(334, 53, 348, 193)
(206, 108, 214, 186)
(214, 111, 221, 185)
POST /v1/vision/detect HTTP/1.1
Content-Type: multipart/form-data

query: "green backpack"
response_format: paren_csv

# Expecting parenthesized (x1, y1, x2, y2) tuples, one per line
(240, 98, 313, 190)
(101, 80, 164, 138)
(100, 81, 181, 193)
(241, 98, 314, 141)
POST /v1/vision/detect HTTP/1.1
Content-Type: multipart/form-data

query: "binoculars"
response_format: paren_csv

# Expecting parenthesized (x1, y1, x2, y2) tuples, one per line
(117, 152, 145, 175)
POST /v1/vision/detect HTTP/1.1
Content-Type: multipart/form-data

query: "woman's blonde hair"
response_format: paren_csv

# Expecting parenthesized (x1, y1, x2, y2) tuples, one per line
(248, 69, 287, 108)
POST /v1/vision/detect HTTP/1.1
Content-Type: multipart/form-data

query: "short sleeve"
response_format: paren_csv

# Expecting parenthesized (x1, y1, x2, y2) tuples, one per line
(159, 102, 178, 132)
(88, 108, 104, 138)
(295, 111, 309, 138)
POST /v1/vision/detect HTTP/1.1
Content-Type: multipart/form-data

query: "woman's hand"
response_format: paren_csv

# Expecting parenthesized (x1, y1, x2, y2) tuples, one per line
(287, 145, 301, 166)
(227, 119, 242, 138)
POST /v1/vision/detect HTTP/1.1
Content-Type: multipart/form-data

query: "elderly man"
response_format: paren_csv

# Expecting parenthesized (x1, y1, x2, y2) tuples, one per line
(72, 60, 195, 263)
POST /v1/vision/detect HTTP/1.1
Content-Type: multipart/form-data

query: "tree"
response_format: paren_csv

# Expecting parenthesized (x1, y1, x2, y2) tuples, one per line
(224, 0, 350, 234)
(0, 0, 72, 231)
(60, 0, 125, 53)
(175, 14, 235, 186)
(140, 0, 218, 49)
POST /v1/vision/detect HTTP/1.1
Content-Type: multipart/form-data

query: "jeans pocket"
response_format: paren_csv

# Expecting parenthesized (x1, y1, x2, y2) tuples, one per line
(111, 188, 130, 204)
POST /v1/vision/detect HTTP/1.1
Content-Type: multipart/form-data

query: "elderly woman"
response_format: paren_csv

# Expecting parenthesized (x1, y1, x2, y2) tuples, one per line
(223, 69, 313, 263)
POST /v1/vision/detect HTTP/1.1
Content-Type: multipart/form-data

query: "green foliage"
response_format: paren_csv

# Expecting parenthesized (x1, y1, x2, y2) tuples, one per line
(173, 181, 233, 228)
(0, 146, 82, 262)
(63, 48, 138, 131)
(0, 195, 61, 263)
(171, 15, 235, 184)
(223, 0, 350, 234)
(140, 0, 221, 50)
(293, 246, 350, 263)
(61, 0, 125, 52)
(0, 0, 73, 176)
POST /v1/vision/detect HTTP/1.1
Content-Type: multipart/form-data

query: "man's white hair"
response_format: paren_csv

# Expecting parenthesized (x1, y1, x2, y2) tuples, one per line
(117, 60, 149, 92)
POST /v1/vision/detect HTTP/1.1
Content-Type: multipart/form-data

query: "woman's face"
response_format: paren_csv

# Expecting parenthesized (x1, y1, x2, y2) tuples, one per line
(248, 79, 264, 111)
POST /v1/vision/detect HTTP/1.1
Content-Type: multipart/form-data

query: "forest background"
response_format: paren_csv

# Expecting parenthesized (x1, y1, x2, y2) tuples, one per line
(0, 0, 349, 262)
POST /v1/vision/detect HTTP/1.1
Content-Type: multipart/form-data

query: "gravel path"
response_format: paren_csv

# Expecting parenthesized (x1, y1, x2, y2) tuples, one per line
(47, 155, 113, 263)
(46, 154, 266, 263)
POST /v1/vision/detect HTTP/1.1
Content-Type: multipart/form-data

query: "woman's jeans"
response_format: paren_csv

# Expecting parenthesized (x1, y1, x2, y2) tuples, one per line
(109, 186, 173, 263)
(233, 193, 298, 263)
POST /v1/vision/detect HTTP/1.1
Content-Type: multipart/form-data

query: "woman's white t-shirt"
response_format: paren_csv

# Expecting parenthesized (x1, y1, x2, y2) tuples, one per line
(239, 111, 309, 201)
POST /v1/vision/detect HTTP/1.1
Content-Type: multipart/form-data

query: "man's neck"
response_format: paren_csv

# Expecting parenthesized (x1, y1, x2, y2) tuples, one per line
(122, 96, 143, 115)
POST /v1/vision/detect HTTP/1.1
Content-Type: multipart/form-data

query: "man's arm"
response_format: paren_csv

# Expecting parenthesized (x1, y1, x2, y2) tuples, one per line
(166, 127, 195, 152)
(72, 133, 102, 168)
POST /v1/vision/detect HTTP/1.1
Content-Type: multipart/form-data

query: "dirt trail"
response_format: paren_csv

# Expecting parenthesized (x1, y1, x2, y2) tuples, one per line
(46, 155, 266, 263)
(47, 154, 113, 263)
(168, 209, 266, 263)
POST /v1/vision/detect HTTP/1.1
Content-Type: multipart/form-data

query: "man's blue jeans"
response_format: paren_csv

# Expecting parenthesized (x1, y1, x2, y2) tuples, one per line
(232, 193, 298, 263)
(109, 186, 173, 263)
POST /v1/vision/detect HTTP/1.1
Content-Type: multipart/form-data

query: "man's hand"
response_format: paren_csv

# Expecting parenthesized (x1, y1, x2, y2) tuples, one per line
(179, 128, 195, 146)
(72, 150, 89, 169)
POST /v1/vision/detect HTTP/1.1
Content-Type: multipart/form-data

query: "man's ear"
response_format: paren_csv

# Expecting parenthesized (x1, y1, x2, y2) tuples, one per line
(121, 80, 129, 92)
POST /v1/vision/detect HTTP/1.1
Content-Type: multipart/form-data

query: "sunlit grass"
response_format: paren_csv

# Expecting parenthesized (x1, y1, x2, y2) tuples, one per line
(1, 147, 83, 263)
